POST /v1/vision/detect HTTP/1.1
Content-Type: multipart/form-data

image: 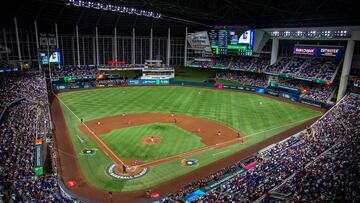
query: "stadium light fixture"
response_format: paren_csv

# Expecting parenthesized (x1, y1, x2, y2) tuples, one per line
(66, 0, 162, 19)
(270, 30, 350, 39)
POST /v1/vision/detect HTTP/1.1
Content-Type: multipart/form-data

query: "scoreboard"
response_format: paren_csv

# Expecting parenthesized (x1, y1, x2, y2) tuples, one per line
(209, 26, 254, 56)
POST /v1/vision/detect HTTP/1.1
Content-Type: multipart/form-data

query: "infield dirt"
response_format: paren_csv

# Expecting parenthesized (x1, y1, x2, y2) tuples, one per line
(50, 89, 324, 202)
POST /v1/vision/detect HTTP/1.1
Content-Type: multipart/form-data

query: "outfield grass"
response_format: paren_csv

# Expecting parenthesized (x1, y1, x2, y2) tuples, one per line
(58, 86, 322, 191)
(101, 123, 205, 162)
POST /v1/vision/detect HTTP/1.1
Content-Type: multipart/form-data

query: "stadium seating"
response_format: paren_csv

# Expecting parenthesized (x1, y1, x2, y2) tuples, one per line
(52, 65, 100, 77)
(212, 58, 231, 67)
(0, 73, 47, 113)
(228, 57, 253, 70)
(0, 67, 356, 203)
(265, 57, 291, 74)
(276, 78, 333, 102)
(189, 60, 212, 68)
(216, 71, 268, 88)
(190, 57, 269, 71)
(281, 57, 306, 75)
(162, 94, 360, 202)
(0, 73, 72, 202)
(265, 56, 341, 82)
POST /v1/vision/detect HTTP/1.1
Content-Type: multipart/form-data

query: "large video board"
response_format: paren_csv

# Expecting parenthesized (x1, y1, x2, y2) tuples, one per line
(39, 51, 61, 65)
(208, 26, 254, 56)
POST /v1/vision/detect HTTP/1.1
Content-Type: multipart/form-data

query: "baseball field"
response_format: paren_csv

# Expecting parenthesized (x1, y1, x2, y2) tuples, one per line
(51, 85, 323, 201)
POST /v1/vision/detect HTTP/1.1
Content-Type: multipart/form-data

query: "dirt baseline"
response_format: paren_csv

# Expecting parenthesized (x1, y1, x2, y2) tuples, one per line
(50, 89, 324, 203)
(80, 113, 242, 145)
(78, 113, 244, 168)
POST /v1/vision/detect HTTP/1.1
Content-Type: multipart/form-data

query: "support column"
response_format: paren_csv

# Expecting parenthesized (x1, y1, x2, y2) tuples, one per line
(158, 39, 160, 58)
(82, 37, 85, 65)
(3, 28, 9, 61)
(34, 21, 40, 69)
(76, 25, 80, 66)
(140, 38, 143, 63)
(92, 37, 96, 65)
(26, 32, 31, 61)
(14, 17, 22, 62)
(337, 40, 355, 102)
(131, 28, 135, 64)
(149, 28, 153, 60)
(60, 36, 65, 65)
(102, 37, 105, 64)
(55, 23, 60, 68)
(114, 27, 117, 61)
(184, 26, 188, 66)
(95, 26, 99, 66)
(71, 37, 76, 66)
(166, 27, 171, 66)
(270, 38, 279, 65)
(122, 37, 125, 62)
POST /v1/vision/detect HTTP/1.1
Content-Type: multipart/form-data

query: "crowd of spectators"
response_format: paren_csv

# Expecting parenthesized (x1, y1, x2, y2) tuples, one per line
(0, 72, 73, 202)
(264, 56, 340, 82)
(275, 95, 360, 202)
(190, 56, 340, 82)
(276, 78, 333, 102)
(317, 59, 339, 81)
(216, 71, 268, 88)
(251, 57, 270, 72)
(212, 58, 231, 67)
(189, 60, 212, 68)
(189, 57, 269, 72)
(264, 57, 291, 74)
(228, 57, 253, 70)
(301, 85, 333, 102)
(295, 57, 327, 79)
(51, 65, 100, 77)
(162, 94, 360, 202)
(226, 57, 269, 72)
(282, 57, 306, 75)
(0, 73, 47, 113)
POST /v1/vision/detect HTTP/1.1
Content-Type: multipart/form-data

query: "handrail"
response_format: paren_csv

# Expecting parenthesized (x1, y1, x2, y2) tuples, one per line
(0, 97, 26, 122)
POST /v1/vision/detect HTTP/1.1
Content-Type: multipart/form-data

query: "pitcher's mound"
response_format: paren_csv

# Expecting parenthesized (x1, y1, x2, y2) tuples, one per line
(140, 136, 161, 145)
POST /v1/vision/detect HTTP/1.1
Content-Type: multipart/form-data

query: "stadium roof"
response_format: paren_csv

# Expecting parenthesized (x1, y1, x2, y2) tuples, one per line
(1, 0, 359, 36)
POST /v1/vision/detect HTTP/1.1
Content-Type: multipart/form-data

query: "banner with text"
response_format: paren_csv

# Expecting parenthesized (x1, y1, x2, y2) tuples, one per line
(293, 45, 344, 58)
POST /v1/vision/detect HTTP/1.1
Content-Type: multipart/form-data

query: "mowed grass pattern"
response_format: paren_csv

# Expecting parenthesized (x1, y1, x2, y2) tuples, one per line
(101, 123, 205, 162)
(57, 86, 322, 191)
(59, 86, 321, 136)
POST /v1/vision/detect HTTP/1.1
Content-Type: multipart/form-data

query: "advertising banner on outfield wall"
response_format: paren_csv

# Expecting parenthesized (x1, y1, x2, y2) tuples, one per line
(221, 84, 264, 94)
(127, 79, 169, 85)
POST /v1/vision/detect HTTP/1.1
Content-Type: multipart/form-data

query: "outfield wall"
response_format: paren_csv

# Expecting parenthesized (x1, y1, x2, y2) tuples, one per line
(51, 78, 332, 109)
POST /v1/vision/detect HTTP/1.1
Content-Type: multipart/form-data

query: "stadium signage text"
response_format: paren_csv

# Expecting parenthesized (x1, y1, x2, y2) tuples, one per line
(293, 45, 344, 57)
(293, 47, 315, 55)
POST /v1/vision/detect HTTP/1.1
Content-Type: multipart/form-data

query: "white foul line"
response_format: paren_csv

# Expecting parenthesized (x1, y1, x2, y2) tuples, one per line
(53, 93, 126, 166)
